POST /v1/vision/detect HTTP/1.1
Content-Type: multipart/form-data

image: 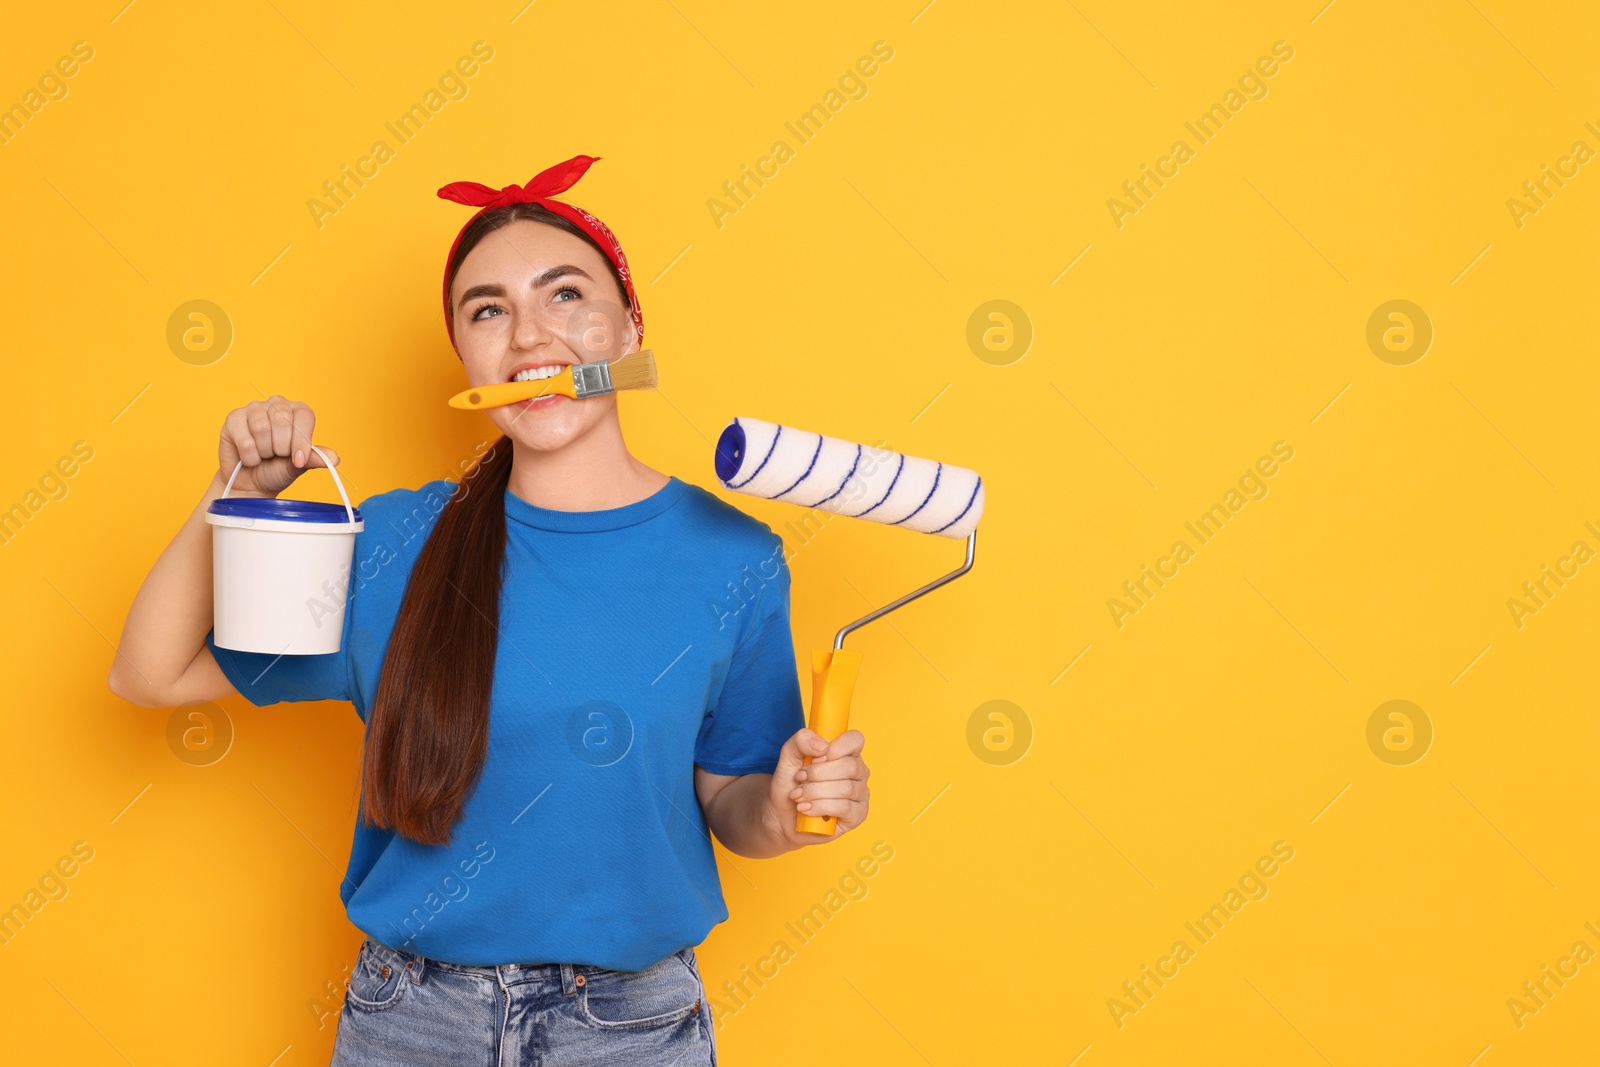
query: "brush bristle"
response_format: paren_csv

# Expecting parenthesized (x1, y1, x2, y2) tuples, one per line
(608, 349, 658, 391)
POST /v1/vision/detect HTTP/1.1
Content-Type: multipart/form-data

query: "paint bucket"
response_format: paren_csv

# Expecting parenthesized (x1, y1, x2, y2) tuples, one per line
(205, 446, 363, 655)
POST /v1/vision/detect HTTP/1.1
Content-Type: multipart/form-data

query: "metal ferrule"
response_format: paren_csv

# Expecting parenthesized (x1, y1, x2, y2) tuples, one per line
(571, 361, 614, 399)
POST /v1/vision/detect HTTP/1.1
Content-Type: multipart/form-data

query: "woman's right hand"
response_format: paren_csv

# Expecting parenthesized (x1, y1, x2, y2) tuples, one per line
(218, 395, 338, 497)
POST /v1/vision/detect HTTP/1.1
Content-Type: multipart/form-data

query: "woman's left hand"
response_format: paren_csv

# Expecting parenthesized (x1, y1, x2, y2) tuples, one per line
(768, 727, 870, 844)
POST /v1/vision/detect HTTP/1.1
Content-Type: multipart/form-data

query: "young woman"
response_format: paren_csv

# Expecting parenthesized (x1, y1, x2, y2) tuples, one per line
(109, 154, 872, 1066)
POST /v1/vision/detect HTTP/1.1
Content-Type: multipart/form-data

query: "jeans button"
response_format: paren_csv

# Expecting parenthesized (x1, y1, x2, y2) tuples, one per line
(575, 974, 586, 987)
(507, 963, 519, 971)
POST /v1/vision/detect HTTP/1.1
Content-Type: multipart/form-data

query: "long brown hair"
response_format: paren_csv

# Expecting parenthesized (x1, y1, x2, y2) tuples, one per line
(360, 202, 635, 846)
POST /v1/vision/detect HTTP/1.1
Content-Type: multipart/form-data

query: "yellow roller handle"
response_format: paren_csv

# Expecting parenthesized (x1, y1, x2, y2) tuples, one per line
(446, 371, 576, 410)
(795, 647, 863, 836)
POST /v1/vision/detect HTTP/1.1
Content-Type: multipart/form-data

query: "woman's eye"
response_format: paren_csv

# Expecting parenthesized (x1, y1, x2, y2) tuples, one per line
(552, 286, 582, 302)
(471, 304, 505, 320)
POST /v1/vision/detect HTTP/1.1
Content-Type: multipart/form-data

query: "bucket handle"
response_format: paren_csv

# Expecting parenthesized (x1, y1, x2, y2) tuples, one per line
(221, 445, 356, 523)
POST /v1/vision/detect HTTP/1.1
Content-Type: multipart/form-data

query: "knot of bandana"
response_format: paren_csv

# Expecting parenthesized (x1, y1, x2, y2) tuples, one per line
(437, 154, 643, 348)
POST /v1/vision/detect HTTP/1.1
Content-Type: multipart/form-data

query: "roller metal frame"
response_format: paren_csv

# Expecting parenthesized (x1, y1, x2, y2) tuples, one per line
(832, 530, 977, 650)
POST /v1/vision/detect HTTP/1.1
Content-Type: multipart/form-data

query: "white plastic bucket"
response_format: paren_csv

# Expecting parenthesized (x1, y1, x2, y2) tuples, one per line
(205, 446, 364, 655)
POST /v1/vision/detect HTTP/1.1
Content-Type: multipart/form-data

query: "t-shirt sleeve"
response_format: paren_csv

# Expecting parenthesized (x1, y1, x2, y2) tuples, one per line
(695, 547, 805, 776)
(204, 584, 356, 707)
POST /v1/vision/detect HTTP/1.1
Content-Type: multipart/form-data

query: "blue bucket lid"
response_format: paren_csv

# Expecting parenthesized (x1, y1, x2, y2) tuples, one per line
(207, 497, 362, 523)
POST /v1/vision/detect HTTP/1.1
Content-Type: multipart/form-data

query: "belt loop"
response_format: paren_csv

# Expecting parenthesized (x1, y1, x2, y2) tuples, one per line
(405, 949, 425, 985)
(561, 962, 577, 997)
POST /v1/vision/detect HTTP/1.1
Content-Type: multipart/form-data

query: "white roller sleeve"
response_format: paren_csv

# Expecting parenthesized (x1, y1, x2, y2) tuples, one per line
(714, 416, 984, 538)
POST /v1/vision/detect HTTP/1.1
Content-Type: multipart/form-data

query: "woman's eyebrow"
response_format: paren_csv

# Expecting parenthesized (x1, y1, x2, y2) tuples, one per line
(529, 264, 594, 288)
(457, 266, 594, 311)
(457, 283, 506, 309)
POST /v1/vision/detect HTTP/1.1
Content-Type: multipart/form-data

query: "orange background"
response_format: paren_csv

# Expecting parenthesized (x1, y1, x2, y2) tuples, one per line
(2, 1, 1598, 1063)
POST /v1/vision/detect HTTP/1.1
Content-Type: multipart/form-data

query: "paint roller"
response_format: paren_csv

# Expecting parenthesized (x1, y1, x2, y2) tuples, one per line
(713, 416, 984, 836)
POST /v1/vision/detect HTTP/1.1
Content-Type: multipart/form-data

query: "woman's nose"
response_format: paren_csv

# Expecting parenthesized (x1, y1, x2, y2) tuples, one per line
(510, 309, 555, 351)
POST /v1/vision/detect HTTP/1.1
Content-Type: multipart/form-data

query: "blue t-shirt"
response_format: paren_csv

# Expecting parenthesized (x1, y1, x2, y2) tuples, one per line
(204, 474, 804, 971)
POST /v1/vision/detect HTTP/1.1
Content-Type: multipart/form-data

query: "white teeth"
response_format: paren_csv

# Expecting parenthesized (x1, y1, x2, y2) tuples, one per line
(511, 365, 565, 383)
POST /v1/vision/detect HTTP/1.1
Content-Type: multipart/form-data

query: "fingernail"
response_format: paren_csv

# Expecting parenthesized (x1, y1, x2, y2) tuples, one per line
(797, 802, 811, 810)
(293, 450, 304, 467)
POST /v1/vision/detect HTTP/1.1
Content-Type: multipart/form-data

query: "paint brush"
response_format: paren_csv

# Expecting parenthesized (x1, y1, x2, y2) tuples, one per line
(446, 350, 658, 410)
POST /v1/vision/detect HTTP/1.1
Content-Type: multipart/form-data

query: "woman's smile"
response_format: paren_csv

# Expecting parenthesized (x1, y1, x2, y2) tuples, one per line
(508, 362, 571, 383)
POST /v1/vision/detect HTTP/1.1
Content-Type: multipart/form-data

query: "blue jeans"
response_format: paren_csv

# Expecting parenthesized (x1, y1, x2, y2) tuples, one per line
(330, 937, 717, 1066)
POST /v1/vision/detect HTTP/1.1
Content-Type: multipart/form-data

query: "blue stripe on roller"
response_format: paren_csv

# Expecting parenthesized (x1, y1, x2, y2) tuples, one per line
(773, 434, 825, 500)
(892, 463, 943, 526)
(931, 475, 982, 534)
(806, 443, 862, 508)
(729, 422, 783, 490)
(855, 452, 905, 519)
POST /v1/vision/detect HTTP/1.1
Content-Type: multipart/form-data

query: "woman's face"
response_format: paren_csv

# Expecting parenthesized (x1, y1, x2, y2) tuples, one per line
(449, 219, 639, 452)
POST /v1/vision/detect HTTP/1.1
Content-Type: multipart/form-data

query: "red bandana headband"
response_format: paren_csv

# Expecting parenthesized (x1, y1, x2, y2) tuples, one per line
(437, 154, 643, 349)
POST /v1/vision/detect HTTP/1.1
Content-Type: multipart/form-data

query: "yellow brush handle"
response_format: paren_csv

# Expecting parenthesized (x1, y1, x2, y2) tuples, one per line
(795, 647, 863, 836)
(446, 371, 576, 410)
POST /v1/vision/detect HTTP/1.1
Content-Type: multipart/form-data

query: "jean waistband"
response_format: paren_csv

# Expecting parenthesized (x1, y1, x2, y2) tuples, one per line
(364, 937, 693, 992)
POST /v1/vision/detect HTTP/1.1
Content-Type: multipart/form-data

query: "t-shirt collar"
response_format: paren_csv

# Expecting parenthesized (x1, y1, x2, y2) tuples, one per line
(503, 475, 687, 532)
